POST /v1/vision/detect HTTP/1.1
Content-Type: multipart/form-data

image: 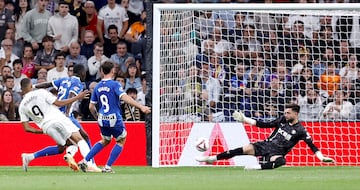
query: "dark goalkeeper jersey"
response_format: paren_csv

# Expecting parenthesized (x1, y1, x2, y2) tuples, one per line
(256, 116, 319, 155)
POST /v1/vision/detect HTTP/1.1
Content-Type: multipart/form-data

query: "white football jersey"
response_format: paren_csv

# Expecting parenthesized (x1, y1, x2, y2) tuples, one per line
(19, 89, 71, 132)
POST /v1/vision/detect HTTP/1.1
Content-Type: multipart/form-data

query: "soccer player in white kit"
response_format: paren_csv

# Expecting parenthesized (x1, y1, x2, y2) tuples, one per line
(19, 78, 91, 172)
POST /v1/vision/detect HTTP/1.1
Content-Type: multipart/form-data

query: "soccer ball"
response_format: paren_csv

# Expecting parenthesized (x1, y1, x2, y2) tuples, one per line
(195, 137, 209, 152)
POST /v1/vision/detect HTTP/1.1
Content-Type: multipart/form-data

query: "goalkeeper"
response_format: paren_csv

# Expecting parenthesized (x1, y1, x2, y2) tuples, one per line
(196, 103, 334, 170)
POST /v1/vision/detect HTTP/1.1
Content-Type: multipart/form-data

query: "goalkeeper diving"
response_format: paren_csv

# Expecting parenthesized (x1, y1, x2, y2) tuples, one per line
(196, 103, 334, 169)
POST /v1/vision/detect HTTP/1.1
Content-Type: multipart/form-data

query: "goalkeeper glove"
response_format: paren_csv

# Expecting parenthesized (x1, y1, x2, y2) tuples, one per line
(315, 151, 335, 163)
(232, 111, 256, 125)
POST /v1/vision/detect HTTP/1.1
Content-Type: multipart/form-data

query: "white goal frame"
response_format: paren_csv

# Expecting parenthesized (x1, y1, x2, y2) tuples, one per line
(152, 3, 360, 168)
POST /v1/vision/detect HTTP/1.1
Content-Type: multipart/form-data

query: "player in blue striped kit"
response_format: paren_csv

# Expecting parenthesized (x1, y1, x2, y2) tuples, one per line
(78, 60, 151, 173)
(34, 59, 99, 172)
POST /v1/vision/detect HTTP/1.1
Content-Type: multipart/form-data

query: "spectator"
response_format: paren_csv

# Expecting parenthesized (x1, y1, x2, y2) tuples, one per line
(65, 41, 88, 69)
(199, 62, 221, 121)
(12, 59, 28, 93)
(87, 42, 108, 82)
(3, 75, 22, 106)
(211, 26, 233, 57)
(195, 10, 214, 40)
(69, 0, 86, 28)
(104, 24, 122, 58)
(317, 61, 341, 99)
(34, 35, 58, 71)
(47, 52, 69, 81)
(298, 67, 316, 97)
(0, 89, 18, 121)
(14, 0, 31, 50)
(67, 64, 74, 77)
(21, 44, 36, 78)
(291, 47, 311, 78)
(339, 54, 358, 82)
(114, 73, 126, 88)
(5, 28, 23, 58)
(126, 0, 144, 26)
(208, 51, 229, 86)
(284, 20, 312, 60)
(0, 65, 11, 89)
(124, 63, 141, 92)
(235, 24, 261, 59)
(0, 0, 14, 42)
(136, 73, 146, 106)
(80, 30, 96, 59)
(197, 38, 214, 67)
(79, 1, 98, 42)
(31, 67, 47, 84)
(124, 9, 146, 52)
(250, 76, 286, 121)
(321, 90, 353, 120)
(21, 0, 51, 51)
(243, 57, 271, 95)
(336, 40, 351, 68)
(298, 89, 323, 121)
(0, 39, 20, 71)
(97, 0, 129, 44)
(122, 87, 143, 121)
(47, 1, 78, 52)
(272, 65, 296, 99)
(110, 41, 133, 75)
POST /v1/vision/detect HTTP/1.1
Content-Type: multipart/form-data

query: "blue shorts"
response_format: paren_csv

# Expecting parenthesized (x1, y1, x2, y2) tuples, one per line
(100, 126, 126, 140)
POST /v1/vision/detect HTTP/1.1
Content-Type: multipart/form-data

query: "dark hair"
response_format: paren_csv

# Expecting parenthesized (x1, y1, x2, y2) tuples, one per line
(20, 78, 31, 90)
(58, 0, 69, 6)
(4, 75, 14, 82)
(55, 52, 66, 60)
(14, 0, 31, 22)
(285, 104, 300, 113)
(101, 61, 114, 75)
(0, 89, 15, 120)
(13, 59, 23, 67)
(73, 64, 86, 76)
(107, 24, 118, 33)
(42, 35, 54, 43)
(126, 88, 138, 94)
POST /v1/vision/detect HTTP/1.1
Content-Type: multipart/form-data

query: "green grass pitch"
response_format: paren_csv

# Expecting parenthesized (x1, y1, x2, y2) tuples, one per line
(0, 166, 359, 190)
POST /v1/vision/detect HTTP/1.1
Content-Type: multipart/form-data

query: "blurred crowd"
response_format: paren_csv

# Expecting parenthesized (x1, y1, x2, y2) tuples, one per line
(0, 0, 147, 121)
(0, 0, 359, 122)
(158, 1, 360, 122)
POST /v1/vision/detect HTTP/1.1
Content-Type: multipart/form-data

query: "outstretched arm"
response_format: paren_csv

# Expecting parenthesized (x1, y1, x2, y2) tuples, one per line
(21, 121, 43, 134)
(233, 110, 256, 125)
(121, 94, 151, 114)
(53, 90, 90, 107)
(34, 81, 53, 89)
(304, 137, 335, 163)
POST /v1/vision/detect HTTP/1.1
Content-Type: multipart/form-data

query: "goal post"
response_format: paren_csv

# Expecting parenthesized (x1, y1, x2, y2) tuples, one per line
(152, 3, 360, 167)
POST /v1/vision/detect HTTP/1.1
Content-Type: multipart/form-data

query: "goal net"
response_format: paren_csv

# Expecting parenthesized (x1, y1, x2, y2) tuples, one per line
(152, 3, 360, 167)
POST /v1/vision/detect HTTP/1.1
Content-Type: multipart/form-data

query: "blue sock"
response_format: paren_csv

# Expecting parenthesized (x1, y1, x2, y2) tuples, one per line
(106, 144, 123, 167)
(34, 146, 60, 158)
(86, 139, 92, 148)
(85, 142, 103, 162)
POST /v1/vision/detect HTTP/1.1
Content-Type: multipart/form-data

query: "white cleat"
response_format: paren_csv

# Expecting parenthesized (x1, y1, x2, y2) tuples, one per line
(195, 156, 215, 164)
(244, 164, 262, 170)
(87, 164, 102, 173)
(21, 153, 33, 172)
(64, 153, 79, 172)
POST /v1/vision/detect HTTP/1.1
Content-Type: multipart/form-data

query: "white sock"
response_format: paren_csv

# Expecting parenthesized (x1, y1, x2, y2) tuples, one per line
(29, 153, 35, 161)
(209, 156, 217, 161)
(77, 139, 90, 160)
(66, 145, 78, 156)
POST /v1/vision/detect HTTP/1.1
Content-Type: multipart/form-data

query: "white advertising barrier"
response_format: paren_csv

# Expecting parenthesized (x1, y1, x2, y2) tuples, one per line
(178, 123, 258, 166)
